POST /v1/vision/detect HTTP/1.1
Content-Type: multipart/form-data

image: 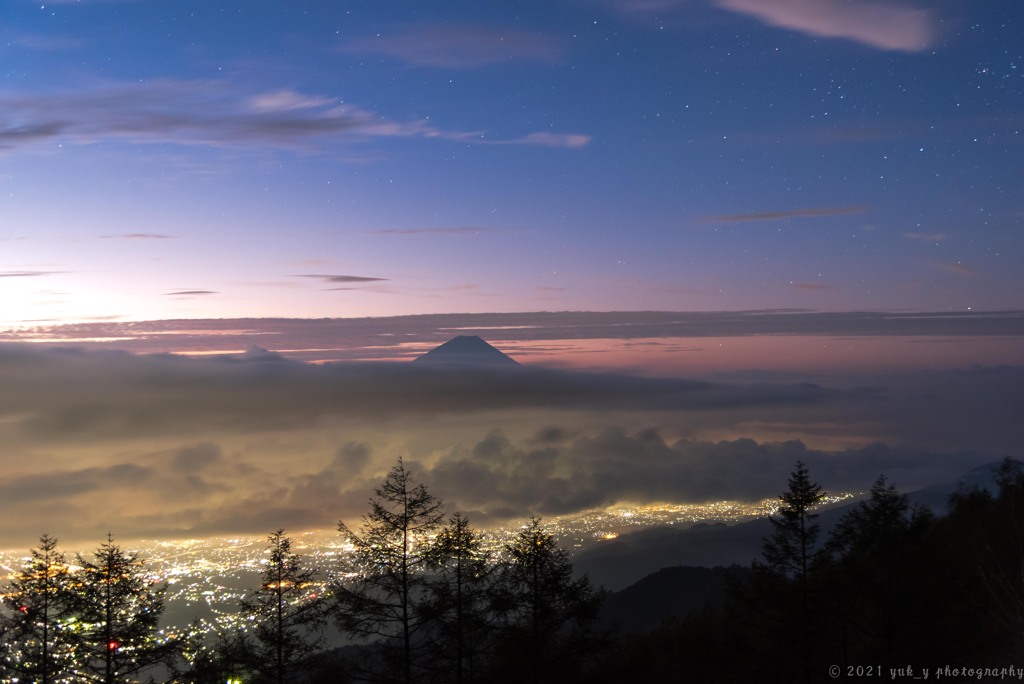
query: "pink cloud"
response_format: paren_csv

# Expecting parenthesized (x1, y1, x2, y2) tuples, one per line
(714, 0, 935, 52)
(502, 132, 592, 148)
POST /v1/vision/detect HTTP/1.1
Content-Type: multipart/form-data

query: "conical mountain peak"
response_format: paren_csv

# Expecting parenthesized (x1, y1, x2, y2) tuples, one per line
(413, 335, 520, 367)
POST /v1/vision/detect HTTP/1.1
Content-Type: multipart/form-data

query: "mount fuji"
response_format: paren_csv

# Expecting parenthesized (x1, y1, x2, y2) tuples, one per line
(413, 335, 520, 368)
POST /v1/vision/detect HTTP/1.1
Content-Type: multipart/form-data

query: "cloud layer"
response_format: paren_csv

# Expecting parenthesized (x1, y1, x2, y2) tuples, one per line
(5, 310, 1022, 362)
(0, 342, 1018, 547)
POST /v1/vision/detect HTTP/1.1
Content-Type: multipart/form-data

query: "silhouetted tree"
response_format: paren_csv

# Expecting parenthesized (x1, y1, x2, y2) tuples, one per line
(420, 512, 494, 684)
(183, 625, 252, 684)
(826, 475, 937, 666)
(946, 458, 1024, 659)
(71, 535, 184, 684)
(752, 461, 827, 684)
(2, 534, 77, 683)
(335, 457, 445, 684)
(490, 517, 603, 684)
(240, 529, 330, 684)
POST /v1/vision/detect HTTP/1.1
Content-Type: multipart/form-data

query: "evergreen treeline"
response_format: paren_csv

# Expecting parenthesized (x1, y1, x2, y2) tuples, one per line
(2, 456, 1022, 683)
(591, 458, 1024, 684)
(0, 458, 604, 684)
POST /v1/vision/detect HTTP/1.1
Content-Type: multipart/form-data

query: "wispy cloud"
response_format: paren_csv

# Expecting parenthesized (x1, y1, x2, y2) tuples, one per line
(101, 233, 175, 240)
(903, 231, 948, 243)
(705, 206, 866, 223)
(164, 290, 218, 297)
(713, 0, 935, 52)
(293, 274, 388, 284)
(488, 132, 592, 149)
(247, 90, 335, 113)
(786, 281, 832, 291)
(934, 261, 978, 278)
(597, 0, 935, 52)
(339, 24, 563, 68)
(0, 270, 64, 278)
(0, 30, 84, 51)
(369, 226, 491, 236)
(0, 81, 587, 153)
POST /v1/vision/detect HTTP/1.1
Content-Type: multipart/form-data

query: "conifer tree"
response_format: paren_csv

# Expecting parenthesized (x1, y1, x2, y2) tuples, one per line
(421, 512, 493, 684)
(757, 461, 826, 684)
(827, 475, 935, 666)
(335, 457, 444, 684)
(2, 534, 77, 683)
(490, 517, 602, 684)
(240, 529, 329, 684)
(71, 534, 183, 684)
(947, 458, 1024, 659)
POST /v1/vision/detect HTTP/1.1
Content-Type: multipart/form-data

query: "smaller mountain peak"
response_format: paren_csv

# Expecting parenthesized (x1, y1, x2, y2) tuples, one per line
(228, 345, 287, 363)
(413, 335, 520, 367)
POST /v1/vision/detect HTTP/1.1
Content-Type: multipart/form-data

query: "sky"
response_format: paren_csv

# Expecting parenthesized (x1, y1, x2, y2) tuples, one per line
(0, 0, 1022, 549)
(2, 0, 1021, 324)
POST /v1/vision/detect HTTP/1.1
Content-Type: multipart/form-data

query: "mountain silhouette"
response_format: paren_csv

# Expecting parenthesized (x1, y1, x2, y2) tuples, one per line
(413, 335, 520, 367)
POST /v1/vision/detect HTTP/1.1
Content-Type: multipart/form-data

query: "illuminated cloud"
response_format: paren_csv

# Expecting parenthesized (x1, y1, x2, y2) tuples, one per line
(596, 0, 934, 52)
(339, 24, 563, 68)
(0, 342, 1018, 543)
(247, 90, 335, 113)
(713, 0, 935, 52)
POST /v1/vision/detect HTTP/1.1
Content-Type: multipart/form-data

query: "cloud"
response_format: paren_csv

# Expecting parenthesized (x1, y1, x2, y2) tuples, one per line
(0, 122, 68, 148)
(0, 463, 153, 506)
(0, 80, 593, 154)
(171, 442, 224, 471)
(903, 231, 948, 242)
(714, 0, 935, 52)
(0, 270, 65, 278)
(0, 344, 854, 443)
(164, 290, 217, 297)
(489, 132, 592, 149)
(247, 90, 335, 113)
(705, 206, 866, 223)
(0, 30, 84, 51)
(4, 310, 1023, 362)
(369, 226, 491, 236)
(339, 24, 563, 68)
(935, 261, 978, 277)
(786, 282, 832, 291)
(0, 342, 1018, 544)
(101, 233, 175, 240)
(595, 0, 934, 52)
(417, 429, 995, 519)
(293, 274, 388, 284)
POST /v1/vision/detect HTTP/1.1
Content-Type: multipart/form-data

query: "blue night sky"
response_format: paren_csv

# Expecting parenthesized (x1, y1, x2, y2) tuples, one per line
(0, 0, 1022, 546)
(2, 0, 1021, 327)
